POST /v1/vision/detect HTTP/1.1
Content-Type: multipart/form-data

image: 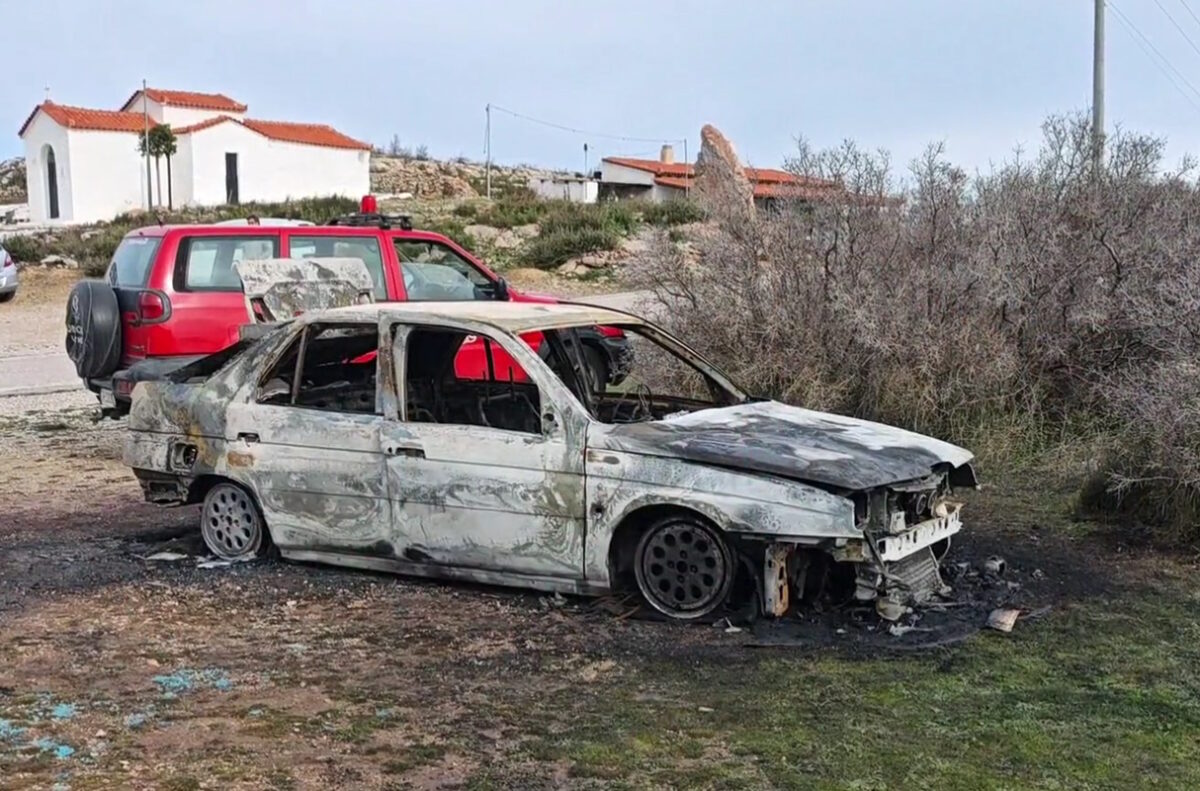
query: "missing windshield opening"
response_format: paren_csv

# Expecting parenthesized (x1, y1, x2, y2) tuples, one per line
(541, 324, 743, 424)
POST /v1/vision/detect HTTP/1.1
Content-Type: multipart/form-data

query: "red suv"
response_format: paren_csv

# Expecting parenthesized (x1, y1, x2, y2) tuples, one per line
(65, 202, 630, 416)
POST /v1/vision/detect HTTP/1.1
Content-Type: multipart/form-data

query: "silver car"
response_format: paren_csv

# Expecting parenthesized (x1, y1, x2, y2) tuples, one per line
(123, 301, 976, 621)
(0, 243, 17, 303)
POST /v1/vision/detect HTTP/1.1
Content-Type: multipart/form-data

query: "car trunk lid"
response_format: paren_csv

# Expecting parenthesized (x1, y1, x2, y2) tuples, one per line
(234, 257, 375, 338)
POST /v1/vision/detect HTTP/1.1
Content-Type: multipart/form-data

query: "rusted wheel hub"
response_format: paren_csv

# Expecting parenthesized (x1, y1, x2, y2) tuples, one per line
(634, 517, 733, 620)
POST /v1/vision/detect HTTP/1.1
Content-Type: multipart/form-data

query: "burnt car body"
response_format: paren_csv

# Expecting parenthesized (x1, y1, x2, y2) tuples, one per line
(124, 301, 976, 620)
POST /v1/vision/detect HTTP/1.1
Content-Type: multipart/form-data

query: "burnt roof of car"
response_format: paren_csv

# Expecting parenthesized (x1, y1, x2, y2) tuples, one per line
(306, 300, 644, 332)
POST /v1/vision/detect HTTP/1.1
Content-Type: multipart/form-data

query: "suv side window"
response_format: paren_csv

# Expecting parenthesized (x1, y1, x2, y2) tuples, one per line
(258, 324, 379, 415)
(290, 235, 387, 300)
(392, 239, 495, 301)
(177, 236, 279, 291)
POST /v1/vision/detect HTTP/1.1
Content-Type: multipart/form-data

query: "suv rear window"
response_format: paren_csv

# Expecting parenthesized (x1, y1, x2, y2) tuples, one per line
(177, 236, 279, 291)
(109, 237, 163, 287)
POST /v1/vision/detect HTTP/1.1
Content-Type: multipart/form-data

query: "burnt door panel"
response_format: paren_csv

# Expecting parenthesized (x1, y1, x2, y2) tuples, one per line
(224, 403, 390, 552)
(381, 421, 585, 578)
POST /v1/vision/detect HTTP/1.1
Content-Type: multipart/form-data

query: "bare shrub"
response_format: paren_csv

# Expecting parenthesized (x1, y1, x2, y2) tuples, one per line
(629, 114, 1200, 541)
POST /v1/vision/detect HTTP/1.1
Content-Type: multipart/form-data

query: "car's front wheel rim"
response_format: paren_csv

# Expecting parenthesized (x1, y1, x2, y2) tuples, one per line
(635, 518, 732, 619)
(201, 483, 264, 560)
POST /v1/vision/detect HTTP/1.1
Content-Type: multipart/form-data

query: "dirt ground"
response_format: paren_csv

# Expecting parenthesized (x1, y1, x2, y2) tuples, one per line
(0, 401, 1143, 791)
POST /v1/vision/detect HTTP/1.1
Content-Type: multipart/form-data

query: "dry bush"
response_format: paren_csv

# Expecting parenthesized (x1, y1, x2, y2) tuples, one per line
(629, 114, 1200, 542)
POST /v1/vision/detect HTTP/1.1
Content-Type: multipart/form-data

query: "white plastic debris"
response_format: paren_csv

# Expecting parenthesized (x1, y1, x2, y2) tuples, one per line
(984, 556, 1007, 575)
(986, 608, 1020, 633)
(144, 551, 188, 562)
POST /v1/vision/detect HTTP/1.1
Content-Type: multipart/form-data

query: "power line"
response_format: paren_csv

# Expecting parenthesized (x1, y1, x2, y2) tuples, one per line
(1152, 0, 1200, 59)
(488, 104, 683, 145)
(1179, 0, 1200, 33)
(1109, 1, 1200, 112)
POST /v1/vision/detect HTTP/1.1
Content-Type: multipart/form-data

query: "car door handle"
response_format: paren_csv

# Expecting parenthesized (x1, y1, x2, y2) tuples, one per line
(384, 444, 425, 459)
(237, 432, 260, 444)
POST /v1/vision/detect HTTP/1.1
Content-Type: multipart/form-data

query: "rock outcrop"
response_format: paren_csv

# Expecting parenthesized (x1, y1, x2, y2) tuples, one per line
(0, 158, 27, 204)
(370, 157, 478, 198)
(693, 124, 755, 222)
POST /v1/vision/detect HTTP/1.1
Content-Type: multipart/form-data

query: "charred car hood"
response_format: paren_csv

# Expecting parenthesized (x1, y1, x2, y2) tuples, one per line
(599, 401, 975, 491)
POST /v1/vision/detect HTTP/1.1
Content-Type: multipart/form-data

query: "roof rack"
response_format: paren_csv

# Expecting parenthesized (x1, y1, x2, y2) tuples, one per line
(327, 212, 414, 231)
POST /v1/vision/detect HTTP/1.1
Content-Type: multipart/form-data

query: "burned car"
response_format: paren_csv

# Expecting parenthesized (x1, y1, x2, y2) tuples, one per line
(124, 301, 976, 620)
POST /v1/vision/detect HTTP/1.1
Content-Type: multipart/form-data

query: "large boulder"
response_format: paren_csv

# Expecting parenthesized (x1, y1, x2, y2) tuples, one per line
(693, 124, 755, 222)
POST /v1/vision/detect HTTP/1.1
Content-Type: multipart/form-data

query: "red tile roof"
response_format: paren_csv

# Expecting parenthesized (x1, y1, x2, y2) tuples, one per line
(173, 115, 238, 134)
(604, 157, 836, 189)
(653, 176, 693, 190)
(122, 88, 247, 113)
(604, 157, 695, 178)
(21, 102, 370, 152)
(653, 175, 845, 201)
(240, 119, 371, 150)
(18, 102, 146, 136)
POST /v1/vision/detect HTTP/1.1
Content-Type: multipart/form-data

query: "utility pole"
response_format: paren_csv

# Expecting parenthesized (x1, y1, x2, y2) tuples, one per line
(1093, 0, 1105, 166)
(484, 103, 492, 200)
(142, 78, 153, 209)
(683, 138, 689, 197)
(583, 142, 588, 174)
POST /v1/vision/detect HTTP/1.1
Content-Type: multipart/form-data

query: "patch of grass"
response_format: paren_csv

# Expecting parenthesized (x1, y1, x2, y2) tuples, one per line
(381, 743, 447, 775)
(466, 572, 1200, 789)
(160, 776, 201, 791)
(265, 769, 296, 790)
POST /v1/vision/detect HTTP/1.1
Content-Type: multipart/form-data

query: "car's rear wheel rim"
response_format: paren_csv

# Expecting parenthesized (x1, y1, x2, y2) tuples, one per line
(635, 518, 732, 620)
(201, 483, 263, 560)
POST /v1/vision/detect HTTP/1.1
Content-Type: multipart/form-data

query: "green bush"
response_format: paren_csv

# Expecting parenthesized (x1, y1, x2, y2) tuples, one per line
(1, 234, 48, 263)
(452, 202, 479, 219)
(417, 217, 476, 252)
(539, 202, 639, 237)
(639, 199, 705, 226)
(477, 191, 546, 228)
(519, 227, 619, 270)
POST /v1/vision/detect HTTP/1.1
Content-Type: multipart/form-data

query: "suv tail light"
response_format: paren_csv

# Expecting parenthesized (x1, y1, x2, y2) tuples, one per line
(137, 290, 169, 323)
(1, 252, 12, 269)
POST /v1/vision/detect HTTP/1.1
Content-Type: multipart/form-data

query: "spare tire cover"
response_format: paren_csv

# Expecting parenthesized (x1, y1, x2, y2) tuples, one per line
(65, 280, 122, 379)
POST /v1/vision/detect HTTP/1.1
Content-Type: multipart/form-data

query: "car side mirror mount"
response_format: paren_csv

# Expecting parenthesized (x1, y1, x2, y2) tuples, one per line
(541, 410, 559, 435)
(494, 277, 510, 301)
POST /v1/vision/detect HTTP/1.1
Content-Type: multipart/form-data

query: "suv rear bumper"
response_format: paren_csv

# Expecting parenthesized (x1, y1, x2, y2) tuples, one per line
(87, 355, 205, 417)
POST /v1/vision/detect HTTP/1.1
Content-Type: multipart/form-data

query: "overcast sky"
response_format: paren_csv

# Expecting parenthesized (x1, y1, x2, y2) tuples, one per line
(4, 1, 1200, 176)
